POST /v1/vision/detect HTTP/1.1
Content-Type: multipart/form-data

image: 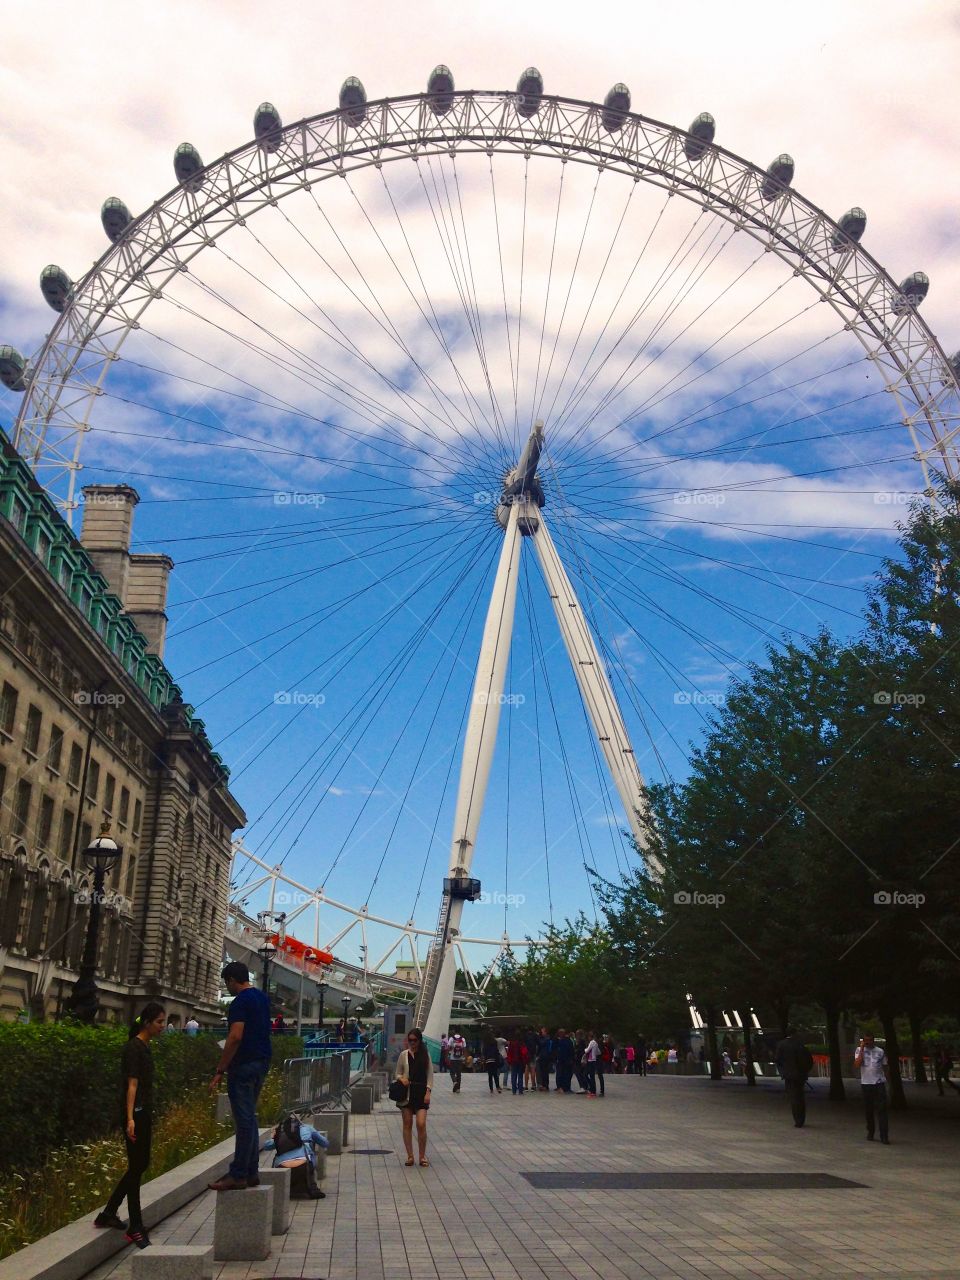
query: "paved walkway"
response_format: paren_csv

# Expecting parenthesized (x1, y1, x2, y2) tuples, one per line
(84, 1073, 960, 1280)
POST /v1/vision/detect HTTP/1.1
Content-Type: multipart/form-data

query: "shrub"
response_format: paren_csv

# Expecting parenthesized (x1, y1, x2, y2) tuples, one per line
(0, 1025, 304, 1174)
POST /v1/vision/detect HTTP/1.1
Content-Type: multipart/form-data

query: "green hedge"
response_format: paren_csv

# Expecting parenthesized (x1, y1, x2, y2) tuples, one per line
(0, 1025, 304, 1174)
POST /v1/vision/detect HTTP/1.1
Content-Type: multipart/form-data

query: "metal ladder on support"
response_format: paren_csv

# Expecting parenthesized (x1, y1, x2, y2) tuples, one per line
(413, 887, 454, 1030)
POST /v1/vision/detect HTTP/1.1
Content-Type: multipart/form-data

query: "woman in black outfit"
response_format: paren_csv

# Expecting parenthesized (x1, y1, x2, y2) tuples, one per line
(95, 1002, 166, 1249)
(395, 1027, 433, 1166)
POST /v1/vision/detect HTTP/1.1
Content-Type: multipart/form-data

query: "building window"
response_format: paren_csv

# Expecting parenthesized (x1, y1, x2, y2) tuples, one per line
(104, 774, 116, 815)
(86, 759, 100, 806)
(119, 786, 130, 828)
(47, 724, 63, 774)
(79, 821, 92, 854)
(38, 794, 55, 850)
(133, 799, 142, 839)
(67, 743, 83, 788)
(0, 682, 18, 737)
(125, 856, 136, 898)
(58, 810, 74, 861)
(13, 779, 31, 837)
(24, 705, 42, 757)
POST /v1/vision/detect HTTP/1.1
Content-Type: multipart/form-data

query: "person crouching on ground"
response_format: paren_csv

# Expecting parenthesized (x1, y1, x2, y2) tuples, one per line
(396, 1027, 433, 1166)
(263, 1114, 329, 1197)
(95, 1001, 167, 1249)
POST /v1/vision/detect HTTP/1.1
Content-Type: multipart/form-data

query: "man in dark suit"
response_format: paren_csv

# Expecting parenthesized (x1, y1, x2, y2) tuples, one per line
(775, 1028, 815, 1127)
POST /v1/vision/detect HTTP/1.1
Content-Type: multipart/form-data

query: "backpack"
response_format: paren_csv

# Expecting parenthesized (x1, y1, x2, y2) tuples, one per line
(274, 1113, 303, 1157)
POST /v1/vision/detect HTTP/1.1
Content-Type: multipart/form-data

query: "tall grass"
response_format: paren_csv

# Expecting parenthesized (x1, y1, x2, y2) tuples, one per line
(0, 1070, 284, 1260)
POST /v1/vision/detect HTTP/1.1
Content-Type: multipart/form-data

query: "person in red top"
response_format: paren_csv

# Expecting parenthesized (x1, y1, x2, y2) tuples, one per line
(507, 1035, 527, 1095)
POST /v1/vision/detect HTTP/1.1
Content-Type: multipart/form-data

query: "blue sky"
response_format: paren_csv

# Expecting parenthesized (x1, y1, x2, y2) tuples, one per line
(1, 1, 958, 971)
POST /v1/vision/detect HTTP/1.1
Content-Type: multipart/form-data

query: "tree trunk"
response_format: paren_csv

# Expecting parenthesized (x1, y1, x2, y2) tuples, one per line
(880, 1009, 907, 1109)
(743, 1019, 756, 1086)
(908, 1009, 927, 1084)
(705, 1004, 722, 1081)
(822, 995, 846, 1101)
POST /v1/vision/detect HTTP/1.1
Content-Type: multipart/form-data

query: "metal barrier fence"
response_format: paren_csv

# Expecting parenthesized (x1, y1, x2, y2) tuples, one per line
(279, 1050, 352, 1118)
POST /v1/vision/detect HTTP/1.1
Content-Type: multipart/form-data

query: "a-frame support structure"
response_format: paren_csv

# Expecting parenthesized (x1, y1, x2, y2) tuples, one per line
(417, 423, 658, 1039)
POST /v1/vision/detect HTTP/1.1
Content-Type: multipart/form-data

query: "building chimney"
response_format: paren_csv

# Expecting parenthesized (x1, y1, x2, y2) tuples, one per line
(80, 485, 139, 603)
(126, 554, 174, 659)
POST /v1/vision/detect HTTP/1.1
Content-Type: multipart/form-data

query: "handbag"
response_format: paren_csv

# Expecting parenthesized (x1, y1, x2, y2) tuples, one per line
(388, 1078, 407, 1102)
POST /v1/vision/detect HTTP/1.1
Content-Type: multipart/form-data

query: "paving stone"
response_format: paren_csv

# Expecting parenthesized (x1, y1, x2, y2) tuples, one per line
(130, 1246, 214, 1280)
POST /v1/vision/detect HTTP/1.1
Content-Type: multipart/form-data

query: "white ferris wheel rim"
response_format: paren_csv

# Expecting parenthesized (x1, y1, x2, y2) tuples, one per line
(10, 84, 960, 966)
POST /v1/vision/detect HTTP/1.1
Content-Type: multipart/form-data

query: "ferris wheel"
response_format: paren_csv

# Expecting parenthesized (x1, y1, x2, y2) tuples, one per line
(3, 67, 959, 1033)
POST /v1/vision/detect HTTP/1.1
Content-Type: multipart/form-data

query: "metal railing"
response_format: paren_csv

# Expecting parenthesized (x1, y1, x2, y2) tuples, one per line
(279, 1049, 352, 1118)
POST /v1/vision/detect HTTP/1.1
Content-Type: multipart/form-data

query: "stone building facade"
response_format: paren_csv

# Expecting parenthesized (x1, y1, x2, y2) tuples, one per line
(0, 427, 245, 1023)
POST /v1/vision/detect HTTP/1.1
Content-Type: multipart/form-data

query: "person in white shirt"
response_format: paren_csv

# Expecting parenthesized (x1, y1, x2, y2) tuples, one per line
(447, 1031, 467, 1093)
(582, 1033, 600, 1098)
(184, 1016, 200, 1037)
(854, 1033, 890, 1144)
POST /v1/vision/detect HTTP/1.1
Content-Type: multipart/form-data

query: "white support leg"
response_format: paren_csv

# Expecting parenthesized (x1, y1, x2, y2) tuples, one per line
(422, 502, 523, 1040)
(531, 513, 660, 873)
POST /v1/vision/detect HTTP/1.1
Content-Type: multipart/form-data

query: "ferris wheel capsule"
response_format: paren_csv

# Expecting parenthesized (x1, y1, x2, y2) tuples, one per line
(515, 67, 543, 118)
(427, 65, 455, 116)
(254, 102, 283, 152)
(761, 153, 794, 201)
(948, 351, 960, 384)
(684, 112, 715, 162)
(340, 77, 367, 127)
(891, 271, 929, 316)
(101, 197, 132, 243)
(40, 264, 72, 312)
(0, 345, 27, 392)
(174, 142, 204, 192)
(831, 207, 867, 253)
(602, 83, 631, 133)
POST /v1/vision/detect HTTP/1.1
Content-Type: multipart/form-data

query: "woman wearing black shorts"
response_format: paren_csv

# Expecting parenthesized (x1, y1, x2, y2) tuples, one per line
(395, 1027, 433, 1166)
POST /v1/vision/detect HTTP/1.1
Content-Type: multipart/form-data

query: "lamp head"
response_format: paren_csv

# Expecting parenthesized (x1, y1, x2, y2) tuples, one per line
(84, 822, 122, 871)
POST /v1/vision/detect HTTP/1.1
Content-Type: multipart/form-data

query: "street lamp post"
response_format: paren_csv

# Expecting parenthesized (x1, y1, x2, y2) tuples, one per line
(258, 941, 277, 995)
(66, 825, 122, 1024)
(297, 950, 316, 1035)
(341, 993, 351, 1041)
(316, 980, 328, 1037)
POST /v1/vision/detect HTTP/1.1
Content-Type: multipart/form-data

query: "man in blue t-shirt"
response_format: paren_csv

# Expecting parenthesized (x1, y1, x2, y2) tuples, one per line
(209, 961, 273, 1190)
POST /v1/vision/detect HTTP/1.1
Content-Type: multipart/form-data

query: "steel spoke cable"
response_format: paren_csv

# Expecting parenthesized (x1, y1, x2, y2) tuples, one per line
(549, 203, 717, 447)
(528, 160, 567, 421)
(282, 192, 501, 474)
(520, 559, 553, 929)
(538, 176, 639, 433)
(488, 157, 520, 457)
(544, 185, 697, 442)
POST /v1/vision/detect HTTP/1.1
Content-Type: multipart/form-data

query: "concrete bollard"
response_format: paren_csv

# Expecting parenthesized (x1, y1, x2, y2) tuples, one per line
(360, 1074, 382, 1102)
(311, 1108, 348, 1152)
(350, 1084, 373, 1114)
(214, 1093, 232, 1124)
(131, 1246, 213, 1280)
(256, 1168, 291, 1234)
(213, 1185, 273, 1261)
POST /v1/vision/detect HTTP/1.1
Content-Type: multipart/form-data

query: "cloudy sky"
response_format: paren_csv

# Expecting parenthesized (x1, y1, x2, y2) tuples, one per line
(1, 1, 958, 967)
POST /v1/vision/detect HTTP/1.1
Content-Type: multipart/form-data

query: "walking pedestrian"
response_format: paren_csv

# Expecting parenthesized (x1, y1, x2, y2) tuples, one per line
(496, 1033, 509, 1089)
(582, 1031, 600, 1097)
(95, 1001, 167, 1249)
(597, 1034, 614, 1096)
(395, 1027, 433, 1166)
(507, 1033, 526, 1094)
(208, 961, 273, 1191)
(483, 1033, 503, 1093)
(625, 1043, 635, 1074)
(184, 1013, 199, 1036)
(934, 1045, 959, 1096)
(438, 1033, 449, 1073)
(555, 1028, 574, 1092)
(635, 1036, 647, 1077)
(855, 1033, 890, 1144)
(775, 1027, 814, 1128)
(573, 1030, 588, 1091)
(446, 1030, 466, 1092)
(536, 1027, 554, 1092)
(523, 1028, 539, 1093)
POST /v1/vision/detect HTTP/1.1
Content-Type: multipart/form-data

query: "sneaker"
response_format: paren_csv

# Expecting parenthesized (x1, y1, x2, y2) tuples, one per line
(124, 1230, 151, 1250)
(94, 1213, 127, 1231)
